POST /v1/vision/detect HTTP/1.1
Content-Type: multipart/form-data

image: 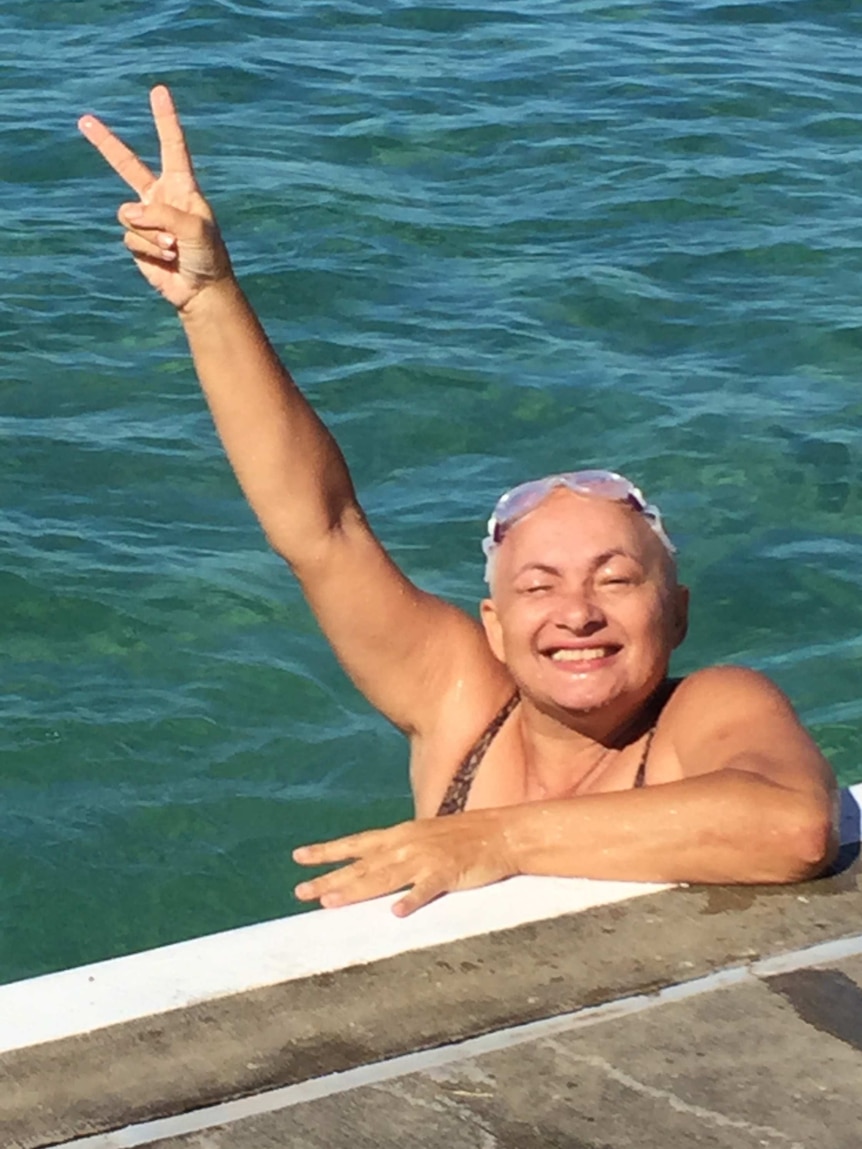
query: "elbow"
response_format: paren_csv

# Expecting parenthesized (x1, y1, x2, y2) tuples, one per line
(262, 523, 332, 573)
(773, 800, 839, 884)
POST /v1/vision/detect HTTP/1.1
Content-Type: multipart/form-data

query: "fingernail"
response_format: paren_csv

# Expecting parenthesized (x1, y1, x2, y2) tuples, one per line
(294, 883, 310, 898)
(157, 233, 175, 249)
(124, 204, 144, 221)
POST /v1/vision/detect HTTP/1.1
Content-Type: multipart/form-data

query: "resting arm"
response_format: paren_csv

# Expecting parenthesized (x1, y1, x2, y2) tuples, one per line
(497, 769, 835, 887)
(502, 666, 838, 885)
(295, 667, 838, 913)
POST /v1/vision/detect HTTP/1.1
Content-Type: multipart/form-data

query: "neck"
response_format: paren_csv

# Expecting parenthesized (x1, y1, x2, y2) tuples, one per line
(517, 716, 609, 798)
(516, 681, 668, 798)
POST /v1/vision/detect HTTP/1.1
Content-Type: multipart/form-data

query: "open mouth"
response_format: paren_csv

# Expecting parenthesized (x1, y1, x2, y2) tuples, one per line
(546, 645, 620, 664)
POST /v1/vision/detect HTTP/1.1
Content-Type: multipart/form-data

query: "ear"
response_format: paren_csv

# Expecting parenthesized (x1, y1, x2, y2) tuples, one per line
(672, 584, 690, 648)
(480, 598, 507, 664)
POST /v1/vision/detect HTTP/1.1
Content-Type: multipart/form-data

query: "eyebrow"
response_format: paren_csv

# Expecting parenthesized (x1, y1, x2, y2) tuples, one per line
(512, 562, 562, 580)
(591, 548, 645, 570)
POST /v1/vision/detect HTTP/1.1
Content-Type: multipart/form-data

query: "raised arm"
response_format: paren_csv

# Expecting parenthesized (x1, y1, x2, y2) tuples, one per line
(79, 87, 504, 736)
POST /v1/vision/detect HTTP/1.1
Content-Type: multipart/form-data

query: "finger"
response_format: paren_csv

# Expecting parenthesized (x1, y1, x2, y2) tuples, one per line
(295, 858, 408, 907)
(393, 881, 444, 917)
(293, 829, 386, 866)
(125, 227, 177, 253)
(294, 858, 371, 902)
(124, 231, 177, 263)
(78, 115, 156, 198)
(118, 201, 204, 243)
(150, 85, 195, 179)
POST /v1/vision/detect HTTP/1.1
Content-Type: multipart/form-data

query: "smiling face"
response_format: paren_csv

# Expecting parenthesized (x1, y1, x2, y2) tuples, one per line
(480, 488, 688, 728)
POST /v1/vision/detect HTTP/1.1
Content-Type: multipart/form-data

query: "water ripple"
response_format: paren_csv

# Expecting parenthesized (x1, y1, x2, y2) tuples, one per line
(2, 0, 862, 981)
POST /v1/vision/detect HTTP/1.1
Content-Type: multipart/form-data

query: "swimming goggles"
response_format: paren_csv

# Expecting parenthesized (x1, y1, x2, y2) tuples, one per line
(481, 469, 675, 582)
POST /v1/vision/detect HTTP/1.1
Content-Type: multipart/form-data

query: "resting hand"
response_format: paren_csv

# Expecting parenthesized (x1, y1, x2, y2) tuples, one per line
(293, 811, 519, 917)
(78, 85, 231, 310)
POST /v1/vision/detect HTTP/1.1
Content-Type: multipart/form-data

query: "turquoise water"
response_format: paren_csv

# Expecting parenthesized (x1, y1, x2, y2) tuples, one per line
(3, 0, 862, 984)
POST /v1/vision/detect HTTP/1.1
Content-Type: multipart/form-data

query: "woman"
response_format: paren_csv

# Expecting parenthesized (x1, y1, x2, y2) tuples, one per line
(78, 87, 837, 915)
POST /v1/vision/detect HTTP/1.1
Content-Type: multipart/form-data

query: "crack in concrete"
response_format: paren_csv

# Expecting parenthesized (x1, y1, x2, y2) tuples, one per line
(545, 1043, 805, 1148)
(376, 1080, 501, 1148)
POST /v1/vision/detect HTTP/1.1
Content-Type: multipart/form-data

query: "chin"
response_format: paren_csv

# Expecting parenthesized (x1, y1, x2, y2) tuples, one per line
(535, 676, 626, 718)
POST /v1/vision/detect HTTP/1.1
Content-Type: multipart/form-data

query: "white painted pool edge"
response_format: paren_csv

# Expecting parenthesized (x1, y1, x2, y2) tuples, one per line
(0, 876, 669, 1055)
(1, 784, 858, 1057)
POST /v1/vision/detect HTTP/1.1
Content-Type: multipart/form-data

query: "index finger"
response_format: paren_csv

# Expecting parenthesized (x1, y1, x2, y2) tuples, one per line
(293, 827, 386, 865)
(77, 114, 156, 198)
(150, 85, 195, 179)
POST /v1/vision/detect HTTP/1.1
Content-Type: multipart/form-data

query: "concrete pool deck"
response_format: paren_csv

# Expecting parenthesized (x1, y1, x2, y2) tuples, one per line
(2, 784, 861, 1149)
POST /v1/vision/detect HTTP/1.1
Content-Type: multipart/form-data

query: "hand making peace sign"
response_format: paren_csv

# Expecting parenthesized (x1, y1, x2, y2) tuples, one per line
(78, 86, 232, 311)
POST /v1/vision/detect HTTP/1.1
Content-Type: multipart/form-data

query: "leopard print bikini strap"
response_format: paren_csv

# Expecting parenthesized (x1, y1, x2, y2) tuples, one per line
(436, 692, 520, 817)
(633, 724, 656, 789)
(437, 683, 668, 816)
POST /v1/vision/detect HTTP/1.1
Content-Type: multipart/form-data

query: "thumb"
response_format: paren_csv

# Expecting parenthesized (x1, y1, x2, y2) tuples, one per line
(118, 200, 207, 241)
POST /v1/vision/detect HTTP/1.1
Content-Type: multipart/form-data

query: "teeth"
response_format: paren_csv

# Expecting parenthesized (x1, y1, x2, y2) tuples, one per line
(549, 647, 610, 662)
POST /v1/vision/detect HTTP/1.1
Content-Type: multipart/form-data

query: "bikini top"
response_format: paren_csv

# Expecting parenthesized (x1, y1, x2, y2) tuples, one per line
(436, 688, 666, 817)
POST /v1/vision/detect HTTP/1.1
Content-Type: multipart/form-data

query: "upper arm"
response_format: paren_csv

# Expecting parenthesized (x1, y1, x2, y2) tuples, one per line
(288, 506, 510, 736)
(667, 666, 836, 801)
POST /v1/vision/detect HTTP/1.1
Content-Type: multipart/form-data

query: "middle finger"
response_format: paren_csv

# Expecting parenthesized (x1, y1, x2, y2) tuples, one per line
(150, 86, 196, 179)
(295, 859, 406, 907)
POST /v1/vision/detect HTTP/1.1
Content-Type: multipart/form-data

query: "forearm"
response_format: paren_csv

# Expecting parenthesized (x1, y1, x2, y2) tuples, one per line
(496, 769, 837, 886)
(179, 276, 359, 563)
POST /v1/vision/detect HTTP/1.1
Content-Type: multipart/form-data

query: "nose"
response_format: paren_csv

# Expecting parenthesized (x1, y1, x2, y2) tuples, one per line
(552, 589, 607, 635)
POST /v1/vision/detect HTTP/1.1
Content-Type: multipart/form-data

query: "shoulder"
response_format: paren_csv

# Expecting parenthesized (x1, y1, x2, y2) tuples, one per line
(662, 665, 799, 726)
(658, 665, 831, 783)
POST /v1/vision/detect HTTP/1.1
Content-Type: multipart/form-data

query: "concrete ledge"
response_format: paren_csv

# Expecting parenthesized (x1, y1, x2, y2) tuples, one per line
(2, 786, 860, 1149)
(143, 944, 862, 1149)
